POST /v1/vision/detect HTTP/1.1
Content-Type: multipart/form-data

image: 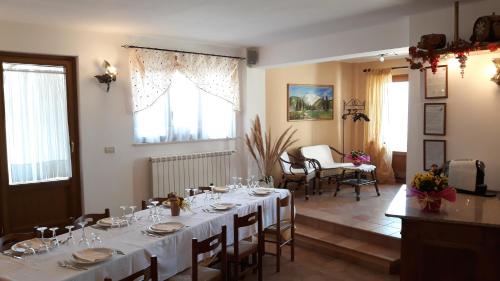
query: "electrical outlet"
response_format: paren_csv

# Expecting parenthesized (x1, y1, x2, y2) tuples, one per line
(104, 146, 115, 154)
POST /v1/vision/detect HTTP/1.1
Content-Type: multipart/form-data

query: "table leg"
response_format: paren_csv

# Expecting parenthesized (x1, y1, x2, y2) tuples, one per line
(371, 170, 380, 196)
(355, 185, 360, 201)
(355, 171, 361, 201)
(334, 170, 345, 197)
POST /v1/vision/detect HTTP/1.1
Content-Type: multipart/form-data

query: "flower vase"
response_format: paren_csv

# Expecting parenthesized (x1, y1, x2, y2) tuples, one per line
(352, 159, 362, 166)
(419, 196, 442, 212)
(169, 199, 180, 216)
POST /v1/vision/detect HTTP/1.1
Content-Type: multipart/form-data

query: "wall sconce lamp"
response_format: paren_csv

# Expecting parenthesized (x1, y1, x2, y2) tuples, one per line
(492, 58, 500, 85)
(94, 60, 117, 92)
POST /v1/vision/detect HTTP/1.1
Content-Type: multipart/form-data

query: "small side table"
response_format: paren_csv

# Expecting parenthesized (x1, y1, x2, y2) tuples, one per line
(334, 164, 379, 201)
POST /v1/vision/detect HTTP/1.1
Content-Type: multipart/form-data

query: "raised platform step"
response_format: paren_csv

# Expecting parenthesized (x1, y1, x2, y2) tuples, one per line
(294, 214, 400, 274)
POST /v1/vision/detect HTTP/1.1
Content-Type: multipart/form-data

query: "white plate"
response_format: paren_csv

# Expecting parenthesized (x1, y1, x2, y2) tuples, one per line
(72, 248, 114, 265)
(212, 203, 236, 210)
(97, 218, 127, 227)
(213, 187, 229, 193)
(253, 188, 273, 195)
(149, 222, 185, 234)
(11, 238, 54, 254)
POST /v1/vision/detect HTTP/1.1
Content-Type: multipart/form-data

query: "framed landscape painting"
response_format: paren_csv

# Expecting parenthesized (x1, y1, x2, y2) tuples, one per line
(287, 84, 334, 121)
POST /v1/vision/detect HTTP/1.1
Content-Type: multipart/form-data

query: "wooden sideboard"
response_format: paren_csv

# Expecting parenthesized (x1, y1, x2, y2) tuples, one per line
(386, 186, 500, 281)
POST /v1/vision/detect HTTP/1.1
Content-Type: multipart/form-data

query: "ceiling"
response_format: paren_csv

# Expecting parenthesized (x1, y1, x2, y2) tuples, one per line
(0, 0, 471, 47)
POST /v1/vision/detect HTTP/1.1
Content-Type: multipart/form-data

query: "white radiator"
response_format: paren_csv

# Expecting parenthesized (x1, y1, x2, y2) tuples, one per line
(150, 150, 235, 197)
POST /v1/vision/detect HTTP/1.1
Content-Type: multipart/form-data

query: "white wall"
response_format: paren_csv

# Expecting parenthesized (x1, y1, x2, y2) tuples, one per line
(0, 21, 265, 214)
(407, 0, 500, 190)
(257, 17, 409, 67)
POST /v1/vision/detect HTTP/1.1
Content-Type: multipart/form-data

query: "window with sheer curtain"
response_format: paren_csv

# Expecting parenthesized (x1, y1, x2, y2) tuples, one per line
(129, 48, 239, 143)
(381, 80, 409, 152)
(2, 63, 72, 185)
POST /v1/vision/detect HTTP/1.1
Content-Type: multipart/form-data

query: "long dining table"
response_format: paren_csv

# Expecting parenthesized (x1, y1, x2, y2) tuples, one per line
(0, 188, 291, 281)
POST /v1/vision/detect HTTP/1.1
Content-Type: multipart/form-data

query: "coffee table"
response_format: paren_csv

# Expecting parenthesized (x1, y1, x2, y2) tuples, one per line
(334, 164, 379, 201)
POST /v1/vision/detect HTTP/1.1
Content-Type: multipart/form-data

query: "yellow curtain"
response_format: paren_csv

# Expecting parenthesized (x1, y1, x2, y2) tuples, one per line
(364, 69, 395, 184)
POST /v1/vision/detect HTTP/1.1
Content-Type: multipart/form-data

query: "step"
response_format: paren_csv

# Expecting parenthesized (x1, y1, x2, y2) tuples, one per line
(295, 223, 400, 274)
(295, 212, 401, 250)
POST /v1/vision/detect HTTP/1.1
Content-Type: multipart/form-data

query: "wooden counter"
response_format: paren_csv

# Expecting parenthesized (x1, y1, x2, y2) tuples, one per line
(386, 185, 500, 281)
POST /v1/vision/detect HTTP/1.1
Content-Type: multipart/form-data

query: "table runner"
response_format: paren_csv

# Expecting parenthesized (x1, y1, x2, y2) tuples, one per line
(0, 188, 291, 281)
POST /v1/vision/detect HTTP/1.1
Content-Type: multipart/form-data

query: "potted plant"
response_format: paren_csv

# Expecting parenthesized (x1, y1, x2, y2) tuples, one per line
(245, 115, 297, 188)
(408, 171, 456, 212)
(346, 150, 370, 166)
(166, 192, 190, 216)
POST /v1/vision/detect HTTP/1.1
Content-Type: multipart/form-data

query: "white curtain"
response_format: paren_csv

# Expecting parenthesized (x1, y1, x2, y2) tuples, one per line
(3, 63, 72, 185)
(129, 48, 239, 143)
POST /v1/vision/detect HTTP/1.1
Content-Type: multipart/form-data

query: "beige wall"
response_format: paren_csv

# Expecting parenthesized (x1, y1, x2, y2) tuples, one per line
(265, 61, 354, 180)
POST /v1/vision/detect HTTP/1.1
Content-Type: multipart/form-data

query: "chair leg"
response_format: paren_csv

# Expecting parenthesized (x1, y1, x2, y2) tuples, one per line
(234, 262, 239, 281)
(252, 253, 258, 273)
(276, 234, 281, 272)
(291, 239, 295, 262)
(258, 249, 263, 281)
(372, 170, 380, 196)
(304, 180, 309, 200)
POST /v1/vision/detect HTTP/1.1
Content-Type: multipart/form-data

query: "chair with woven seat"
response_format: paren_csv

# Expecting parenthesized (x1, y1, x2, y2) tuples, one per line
(169, 225, 227, 281)
(264, 192, 295, 272)
(74, 208, 111, 227)
(279, 151, 317, 200)
(228, 206, 263, 281)
(104, 255, 158, 281)
(0, 232, 36, 251)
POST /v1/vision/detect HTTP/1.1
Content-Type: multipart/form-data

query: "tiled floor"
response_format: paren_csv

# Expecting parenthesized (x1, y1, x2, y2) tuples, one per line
(294, 184, 403, 238)
(242, 246, 398, 281)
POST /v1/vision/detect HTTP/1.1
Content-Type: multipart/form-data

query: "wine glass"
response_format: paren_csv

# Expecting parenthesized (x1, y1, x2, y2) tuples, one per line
(90, 232, 102, 248)
(49, 227, 59, 247)
(147, 205, 155, 221)
(232, 176, 238, 189)
(36, 227, 50, 252)
(151, 200, 160, 220)
(78, 220, 90, 248)
(21, 241, 36, 256)
(120, 206, 130, 226)
(129, 206, 137, 222)
(65, 225, 75, 245)
(238, 177, 243, 189)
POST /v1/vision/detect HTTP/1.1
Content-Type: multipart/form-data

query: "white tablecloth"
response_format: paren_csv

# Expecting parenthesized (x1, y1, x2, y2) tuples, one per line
(0, 188, 291, 281)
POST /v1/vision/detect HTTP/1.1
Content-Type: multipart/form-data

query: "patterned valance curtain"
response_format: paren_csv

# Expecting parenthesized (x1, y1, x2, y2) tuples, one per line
(129, 48, 240, 113)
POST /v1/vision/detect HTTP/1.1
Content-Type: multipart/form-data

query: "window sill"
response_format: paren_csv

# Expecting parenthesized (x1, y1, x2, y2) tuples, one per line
(132, 137, 238, 146)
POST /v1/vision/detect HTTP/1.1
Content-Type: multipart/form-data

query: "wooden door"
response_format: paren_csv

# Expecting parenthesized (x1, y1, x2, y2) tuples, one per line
(0, 52, 81, 234)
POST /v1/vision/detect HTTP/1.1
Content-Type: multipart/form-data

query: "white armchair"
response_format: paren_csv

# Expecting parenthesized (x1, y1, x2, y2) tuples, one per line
(279, 151, 317, 200)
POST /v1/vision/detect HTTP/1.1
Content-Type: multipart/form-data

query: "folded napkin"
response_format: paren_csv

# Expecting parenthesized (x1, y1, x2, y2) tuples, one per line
(17, 238, 45, 251)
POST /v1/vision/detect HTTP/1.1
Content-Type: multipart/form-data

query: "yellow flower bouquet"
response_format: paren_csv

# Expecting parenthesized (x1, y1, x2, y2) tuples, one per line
(409, 172, 456, 212)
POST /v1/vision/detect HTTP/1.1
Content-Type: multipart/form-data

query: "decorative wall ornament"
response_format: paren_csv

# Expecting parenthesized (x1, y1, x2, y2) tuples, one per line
(94, 60, 117, 92)
(406, 1, 500, 78)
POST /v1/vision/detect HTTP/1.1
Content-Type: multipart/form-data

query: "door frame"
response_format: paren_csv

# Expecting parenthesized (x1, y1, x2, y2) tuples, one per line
(0, 51, 82, 234)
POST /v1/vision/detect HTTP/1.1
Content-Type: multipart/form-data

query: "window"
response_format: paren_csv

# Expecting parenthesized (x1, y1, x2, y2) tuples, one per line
(2, 63, 72, 184)
(129, 48, 239, 143)
(381, 75, 409, 152)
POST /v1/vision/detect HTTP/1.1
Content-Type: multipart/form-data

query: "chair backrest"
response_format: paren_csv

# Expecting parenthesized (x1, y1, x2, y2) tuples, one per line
(276, 192, 295, 229)
(233, 206, 262, 258)
(141, 198, 169, 210)
(192, 225, 227, 281)
(279, 151, 292, 173)
(300, 145, 335, 167)
(0, 232, 36, 251)
(104, 255, 158, 281)
(74, 208, 110, 227)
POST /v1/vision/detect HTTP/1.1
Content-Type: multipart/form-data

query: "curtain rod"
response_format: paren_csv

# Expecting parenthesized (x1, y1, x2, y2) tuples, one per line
(122, 45, 246, 60)
(363, 66, 408, 72)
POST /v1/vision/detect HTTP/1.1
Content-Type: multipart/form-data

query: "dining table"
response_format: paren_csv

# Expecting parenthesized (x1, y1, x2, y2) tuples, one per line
(0, 188, 291, 281)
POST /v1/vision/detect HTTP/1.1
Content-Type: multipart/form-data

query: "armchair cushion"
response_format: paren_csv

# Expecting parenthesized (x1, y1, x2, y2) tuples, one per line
(300, 145, 336, 168)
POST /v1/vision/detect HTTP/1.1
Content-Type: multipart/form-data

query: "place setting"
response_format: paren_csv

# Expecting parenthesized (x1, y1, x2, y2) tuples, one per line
(141, 222, 186, 238)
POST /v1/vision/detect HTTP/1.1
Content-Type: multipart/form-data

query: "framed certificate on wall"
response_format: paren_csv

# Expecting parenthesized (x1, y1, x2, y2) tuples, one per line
(425, 65, 448, 99)
(423, 140, 446, 170)
(424, 103, 446, 135)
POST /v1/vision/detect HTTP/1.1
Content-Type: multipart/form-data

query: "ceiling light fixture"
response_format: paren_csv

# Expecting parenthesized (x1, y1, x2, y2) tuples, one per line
(379, 54, 385, 62)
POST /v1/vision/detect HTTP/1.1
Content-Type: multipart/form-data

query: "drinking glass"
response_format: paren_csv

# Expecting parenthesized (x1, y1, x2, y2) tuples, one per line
(238, 177, 243, 189)
(78, 221, 90, 248)
(232, 176, 238, 189)
(129, 206, 137, 222)
(49, 227, 59, 247)
(65, 225, 75, 245)
(151, 200, 160, 220)
(120, 205, 130, 226)
(90, 233, 102, 248)
(21, 241, 36, 256)
(36, 227, 50, 252)
(147, 205, 155, 221)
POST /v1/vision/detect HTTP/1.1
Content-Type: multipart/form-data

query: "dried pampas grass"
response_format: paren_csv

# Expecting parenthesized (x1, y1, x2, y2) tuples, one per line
(245, 115, 297, 178)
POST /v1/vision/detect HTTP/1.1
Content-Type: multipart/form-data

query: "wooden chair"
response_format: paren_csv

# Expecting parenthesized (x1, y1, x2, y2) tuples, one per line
(74, 208, 110, 227)
(104, 255, 158, 281)
(141, 198, 169, 210)
(264, 192, 295, 272)
(0, 232, 36, 251)
(169, 225, 227, 281)
(279, 151, 317, 200)
(228, 206, 263, 281)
